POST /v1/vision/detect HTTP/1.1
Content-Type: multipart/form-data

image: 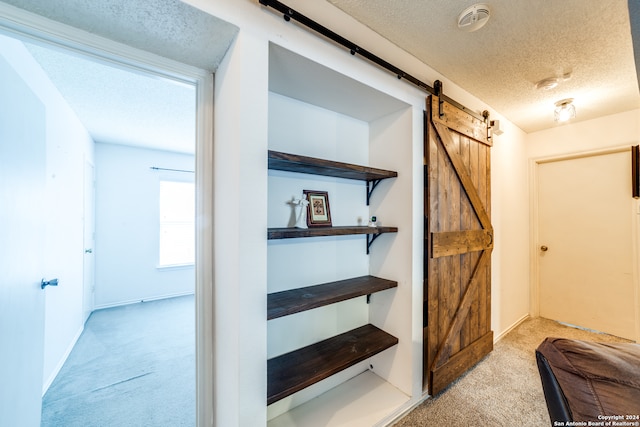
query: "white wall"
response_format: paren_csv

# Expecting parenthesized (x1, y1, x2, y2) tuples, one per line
(94, 143, 195, 308)
(491, 119, 531, 338)
(187, 0, 531, 425)
(527, 109, 640, 157)
(212, 30, 270, 427)
(0, 35, 95, 394)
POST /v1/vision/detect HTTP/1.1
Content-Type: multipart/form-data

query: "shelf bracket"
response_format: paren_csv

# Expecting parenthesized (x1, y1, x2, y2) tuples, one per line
(366, 179, 382, 205)
(366, 232, 382, 254)
(366, 294, 371, 304)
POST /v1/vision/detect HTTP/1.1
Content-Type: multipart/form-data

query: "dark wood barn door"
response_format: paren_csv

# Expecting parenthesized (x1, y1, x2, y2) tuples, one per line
(424, 95, 494, 395)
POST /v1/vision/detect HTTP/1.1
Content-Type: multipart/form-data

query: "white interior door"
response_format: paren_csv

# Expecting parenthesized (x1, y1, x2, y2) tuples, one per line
(537, 150, 636, 340)
(0, 56, 46, 426)
(83, 160, 95, 323)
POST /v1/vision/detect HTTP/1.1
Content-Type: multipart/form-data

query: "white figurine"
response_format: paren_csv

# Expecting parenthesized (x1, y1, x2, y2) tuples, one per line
(368, 215, 378, 227)
(293, 194, 310, 229)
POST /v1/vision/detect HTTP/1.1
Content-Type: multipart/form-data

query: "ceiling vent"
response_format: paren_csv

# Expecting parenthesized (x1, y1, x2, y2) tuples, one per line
(457, 4, 491, 32)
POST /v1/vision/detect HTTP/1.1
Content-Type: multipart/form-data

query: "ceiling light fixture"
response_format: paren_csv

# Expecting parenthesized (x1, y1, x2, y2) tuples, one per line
(457, 3, 491, 32)
(554, 98, 576, 123)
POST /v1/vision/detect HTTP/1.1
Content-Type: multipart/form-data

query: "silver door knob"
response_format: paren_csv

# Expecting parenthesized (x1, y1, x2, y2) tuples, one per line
(41, 278, 59, 289)
(540, 245, 548, 252)
(85, 248, 93, 254)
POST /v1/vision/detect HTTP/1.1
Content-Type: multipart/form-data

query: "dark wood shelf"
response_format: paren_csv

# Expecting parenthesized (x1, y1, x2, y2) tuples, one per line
(268, 225, 397, 239)
(267, 324, 398, 405)
(268, 150, 397, 205)
(268, 150, 397, 182)
(268, 275, 397, 320)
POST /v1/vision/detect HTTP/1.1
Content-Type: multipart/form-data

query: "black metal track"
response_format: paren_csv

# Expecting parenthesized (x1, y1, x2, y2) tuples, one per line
(259, 0, 485, 122)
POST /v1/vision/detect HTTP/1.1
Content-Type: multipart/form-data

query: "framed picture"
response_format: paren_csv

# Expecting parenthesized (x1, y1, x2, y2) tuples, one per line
(303, 190, 332, 227)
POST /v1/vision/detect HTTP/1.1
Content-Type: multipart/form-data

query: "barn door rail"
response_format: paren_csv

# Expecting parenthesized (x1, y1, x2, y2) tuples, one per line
(259, 0, 485, 123)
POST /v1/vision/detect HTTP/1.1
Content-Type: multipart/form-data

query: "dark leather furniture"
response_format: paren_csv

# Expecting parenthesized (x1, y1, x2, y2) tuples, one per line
(536, 337, 640, 426)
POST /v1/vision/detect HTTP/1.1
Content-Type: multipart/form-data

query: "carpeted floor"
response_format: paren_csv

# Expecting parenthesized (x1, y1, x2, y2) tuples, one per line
(393, 317, 632, 427)
(41, 295, 195, 427)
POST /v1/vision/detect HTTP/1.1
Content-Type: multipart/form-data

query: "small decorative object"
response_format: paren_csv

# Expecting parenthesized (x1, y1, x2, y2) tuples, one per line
(303, 190, 332, 227)
(368, 216, 377, 227)
(292, 194, 309, 229)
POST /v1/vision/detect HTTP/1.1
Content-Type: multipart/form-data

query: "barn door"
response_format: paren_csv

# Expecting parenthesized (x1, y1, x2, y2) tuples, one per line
(424, 95, 494, 395)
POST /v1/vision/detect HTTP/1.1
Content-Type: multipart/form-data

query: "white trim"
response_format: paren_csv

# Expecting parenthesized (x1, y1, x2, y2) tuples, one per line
(633, 182, 640, 343)
(195, 69, 215, 427)
(531, 146, 631, 165)
(92, 291, 195, 311)
(528, 156, 541, 318)
(529, 145, 639, 342)
(0, 5, 215, 425)
(42, 324, 84, 396)
(156, 263, 196, 270)
(375, 392, 431, 427)
(0, 2, 207, 83)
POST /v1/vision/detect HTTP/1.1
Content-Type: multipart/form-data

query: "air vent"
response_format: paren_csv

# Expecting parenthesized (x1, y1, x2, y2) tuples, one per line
(457, 4, 491, 32)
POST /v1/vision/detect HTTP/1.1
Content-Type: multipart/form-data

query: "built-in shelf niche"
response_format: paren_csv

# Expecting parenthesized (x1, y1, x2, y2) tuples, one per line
(266, 42, 414, 425)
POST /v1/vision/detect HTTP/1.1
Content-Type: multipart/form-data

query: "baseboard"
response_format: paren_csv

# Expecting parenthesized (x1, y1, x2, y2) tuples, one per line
(376, 391, 431, 427)
(42, 324, 84, 396)
(93, 291, 195, 311)
(494, 314, 530, 343)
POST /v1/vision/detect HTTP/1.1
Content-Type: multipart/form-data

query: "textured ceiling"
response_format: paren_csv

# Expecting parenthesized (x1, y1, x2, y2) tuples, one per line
(0, 0, 238, 71)
(4, 0, 638, 143)
(0, 0, 239, 154)
(25, 41, 197, 153)
(327, 0, 640, 133)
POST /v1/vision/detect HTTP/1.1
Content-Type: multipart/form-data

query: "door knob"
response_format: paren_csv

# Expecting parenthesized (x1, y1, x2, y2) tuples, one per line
(85, 248, 93, 254)
(540, 245, 548, 252)
(41, 278, 59, 289)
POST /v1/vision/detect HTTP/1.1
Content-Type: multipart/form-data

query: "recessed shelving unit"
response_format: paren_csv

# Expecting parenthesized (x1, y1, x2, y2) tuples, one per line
(266, 44, 414, 425)
(268, 275, 397, 320)
(267, 324, 398, 405)
(267, 149, 400, 405)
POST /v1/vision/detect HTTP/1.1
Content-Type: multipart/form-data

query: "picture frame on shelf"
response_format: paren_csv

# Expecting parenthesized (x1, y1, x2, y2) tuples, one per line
(303, 190, 332, 227)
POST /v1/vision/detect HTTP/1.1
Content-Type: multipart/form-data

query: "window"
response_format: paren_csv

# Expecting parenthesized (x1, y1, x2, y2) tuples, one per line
(159, 180, 195, 267)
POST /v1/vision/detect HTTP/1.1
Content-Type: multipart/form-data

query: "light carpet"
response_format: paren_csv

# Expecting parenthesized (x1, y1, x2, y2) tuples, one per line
(41, 295, 195, 427)
(393, 317, 631, 427)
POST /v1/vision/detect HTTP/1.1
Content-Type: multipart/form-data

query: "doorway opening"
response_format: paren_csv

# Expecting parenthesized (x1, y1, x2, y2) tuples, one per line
(531, 148, 640, 342)
(0, 10, 214, 426)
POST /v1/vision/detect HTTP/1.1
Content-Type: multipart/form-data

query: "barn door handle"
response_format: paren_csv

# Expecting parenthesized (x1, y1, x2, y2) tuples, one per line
(41, 278, 59, 289)
(540, 245, 548, 252)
